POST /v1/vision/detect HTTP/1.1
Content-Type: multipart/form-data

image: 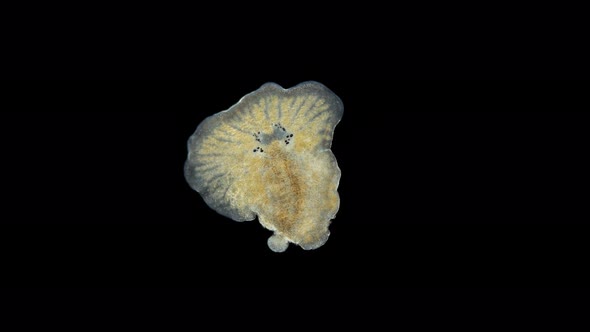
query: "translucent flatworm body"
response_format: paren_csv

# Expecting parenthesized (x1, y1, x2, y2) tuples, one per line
(185, 81, 343, 252)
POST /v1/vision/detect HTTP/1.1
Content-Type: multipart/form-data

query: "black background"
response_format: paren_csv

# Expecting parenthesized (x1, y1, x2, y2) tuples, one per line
(1, 80, 588, 290)
(1, 3, 589, 328)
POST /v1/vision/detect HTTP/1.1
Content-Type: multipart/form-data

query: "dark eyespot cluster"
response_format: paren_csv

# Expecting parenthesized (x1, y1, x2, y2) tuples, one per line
(273, 123, 286, 132)
(253, 147, 264, 153)
(252, 131, 261, 143)
(272, 123, 294, 145)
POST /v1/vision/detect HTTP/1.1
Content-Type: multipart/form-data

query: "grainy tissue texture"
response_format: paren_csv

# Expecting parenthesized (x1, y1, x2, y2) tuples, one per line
(184, 81, 343, 252)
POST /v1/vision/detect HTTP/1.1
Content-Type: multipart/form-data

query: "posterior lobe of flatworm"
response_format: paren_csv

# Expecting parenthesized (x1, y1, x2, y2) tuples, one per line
(184, 81, 343, 252)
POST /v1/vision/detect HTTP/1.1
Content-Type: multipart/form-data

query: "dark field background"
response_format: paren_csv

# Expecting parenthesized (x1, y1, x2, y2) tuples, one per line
(1, 80, 588, 289)
(1, 2, 589, 328)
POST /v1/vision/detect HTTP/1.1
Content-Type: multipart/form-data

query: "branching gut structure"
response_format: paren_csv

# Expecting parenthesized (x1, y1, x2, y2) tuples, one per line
(184, 81, 343, 252)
